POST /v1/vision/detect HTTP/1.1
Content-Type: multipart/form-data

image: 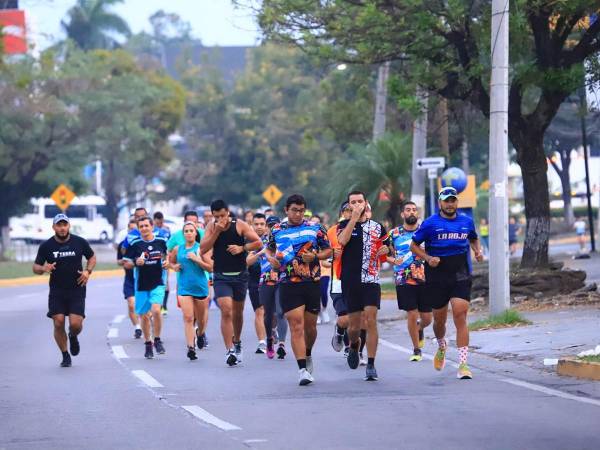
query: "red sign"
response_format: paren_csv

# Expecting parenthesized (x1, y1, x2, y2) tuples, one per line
(0, 10, 27, 55)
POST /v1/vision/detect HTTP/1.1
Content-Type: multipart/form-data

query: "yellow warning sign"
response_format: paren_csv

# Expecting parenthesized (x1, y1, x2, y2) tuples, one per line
(262, 184, 283, 207)
(51, 184, 76, 211)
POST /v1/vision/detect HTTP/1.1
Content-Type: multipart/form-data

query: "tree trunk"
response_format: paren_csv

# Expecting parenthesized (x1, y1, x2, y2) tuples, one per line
(373, 62, 390, 141)
(516, 136, 550, 268)
(0, 213, 11, 261)
(104, 156, 120, 230)
(461, 134, 470, 174)
(437, 97, 449, 158)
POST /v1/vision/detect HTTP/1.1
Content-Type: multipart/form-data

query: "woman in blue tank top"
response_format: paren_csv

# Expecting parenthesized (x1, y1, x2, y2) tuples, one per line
(170, 222, 213, 361)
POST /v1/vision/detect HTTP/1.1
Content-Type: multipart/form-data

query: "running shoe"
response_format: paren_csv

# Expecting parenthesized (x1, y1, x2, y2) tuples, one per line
(154, 338, 166, 355)
(144, 341, 154, 359)
(272, 328, 279, 343)
(331, 327, 344, 352)
(433, 346, 446, 371)
(266, 342, 275, 359)
(457, 363, 473, 379)
(197, 332, 206, 350)
(256, 341, 267, 354)
(343, 347, 350, 358)
(187, 346, 198, 361)
(364, 364, 378, 381)
(359, 352, 367, 366)
(298, 368, 314, 386)
(320, 309, 331, 324)
(161, 307, 168, 316)
(226, 348, 237, 366)
(418, 328, 425, 349)
(306, 356, 314, 374)
(68, 333, 80, 356)
(203, 333, 210, 348)
(134, 328, 142, 339)
(347, 346, 360, 370)
(234, 341, 243, 363)
(277, 343, 286, 360)
(60, 352, 72, 367)
(409, 349, 423, 362)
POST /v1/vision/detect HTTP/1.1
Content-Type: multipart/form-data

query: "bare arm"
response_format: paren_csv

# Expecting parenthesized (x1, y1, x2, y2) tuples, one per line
(200, 221, 221, 255)
(410, 241, 439, 267)
(241, 222, 262, 252)
(246, 247, 266, 267)
(470, 238, 483, 262)
(33, 262, 55, 275)
(316, 248, 333, 261)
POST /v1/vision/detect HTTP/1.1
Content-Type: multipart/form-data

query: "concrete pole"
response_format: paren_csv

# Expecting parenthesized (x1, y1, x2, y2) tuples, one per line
(373, 62, 390, 141)
(488, 0, 510, 315)
(411, 86, 428, 211)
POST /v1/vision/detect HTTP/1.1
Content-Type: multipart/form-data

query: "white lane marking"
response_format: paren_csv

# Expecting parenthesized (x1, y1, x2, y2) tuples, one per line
(16, 293, 38, 299)
(244, 439, 268, 444)
(379, 338, 600, 408)
(182, 405, 242, 431)
(107, 328, 119, 338)
(112, 314, 126, 324)
(132, 370, 164, 388)
(111, 345, 128, 359)
(501, 378, 600, 408)
(378, 338, 459, 368)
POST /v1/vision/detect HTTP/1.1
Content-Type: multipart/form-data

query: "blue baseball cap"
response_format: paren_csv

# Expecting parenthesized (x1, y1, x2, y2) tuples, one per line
(53, 213, 70, 224)
(266, 216, 281, 227)
(439, 187, 458, 201)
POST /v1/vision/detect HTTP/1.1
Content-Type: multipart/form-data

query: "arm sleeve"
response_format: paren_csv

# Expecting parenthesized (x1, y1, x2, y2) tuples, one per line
(34, 242, 47, 266)
(412, 221, 428, 245)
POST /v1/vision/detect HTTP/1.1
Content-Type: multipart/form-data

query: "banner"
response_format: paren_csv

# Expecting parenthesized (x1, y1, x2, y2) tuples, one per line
(0, 9, 26, 55)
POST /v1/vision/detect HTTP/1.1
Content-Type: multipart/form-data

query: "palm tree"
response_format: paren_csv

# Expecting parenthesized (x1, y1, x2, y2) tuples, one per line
(62, 0, 131, 51)
(327, 133, 412, 226)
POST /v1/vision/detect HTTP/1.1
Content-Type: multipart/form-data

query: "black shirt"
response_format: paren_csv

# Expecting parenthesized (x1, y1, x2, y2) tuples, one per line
(213, 219, 247, 274)
(117, 240, 134, 284)
(35, 234, 94, 290)
(338, 219, 388, 285)
(124, 235, 168, 291)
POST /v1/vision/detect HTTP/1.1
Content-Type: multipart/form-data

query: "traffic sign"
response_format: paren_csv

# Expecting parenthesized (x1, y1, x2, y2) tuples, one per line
(427, 168, 438, 179)
(262, 184, 283, 207)
(416, 157, 445, 170)
(51, 184, 76, 211)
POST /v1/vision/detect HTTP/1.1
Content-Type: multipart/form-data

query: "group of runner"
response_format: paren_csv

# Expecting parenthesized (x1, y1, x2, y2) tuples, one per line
(34, 186, 483, 385)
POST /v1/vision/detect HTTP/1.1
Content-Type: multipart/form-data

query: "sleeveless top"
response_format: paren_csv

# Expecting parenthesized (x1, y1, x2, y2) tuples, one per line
(176, 242, 209, 298)
(213, 219, 247, 274)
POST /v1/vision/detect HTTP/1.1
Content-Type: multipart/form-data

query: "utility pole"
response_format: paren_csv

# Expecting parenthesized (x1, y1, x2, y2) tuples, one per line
(411, 87, 428, 212)
(579, 86, 596, 252)
(373, 62, 390, 140)
(488, 0, 510, 315)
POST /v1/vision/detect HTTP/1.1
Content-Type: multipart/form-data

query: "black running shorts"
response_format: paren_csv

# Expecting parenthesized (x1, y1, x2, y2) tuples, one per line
(279, 282, 321, 315)
(395, 284, 431, 313)
(426, 280, 472, 310)
(331, 293, 348, 316)
(213, 273, 248, 302)
(47, 287, 86, 318)
(248, 283, 261, 311)
(343, 282, 381, 314)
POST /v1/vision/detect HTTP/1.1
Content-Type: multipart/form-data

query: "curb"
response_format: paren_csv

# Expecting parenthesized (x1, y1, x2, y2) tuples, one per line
(0, 269, 122, 288)
(557, 358, 600, 381)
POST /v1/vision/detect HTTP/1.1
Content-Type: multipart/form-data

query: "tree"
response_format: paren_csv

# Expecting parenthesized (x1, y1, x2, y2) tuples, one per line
(0, 53, 88, 258)
(255, 1, 600, 268)
(62, 0, 131, 50)
(327, 133, 412, 226)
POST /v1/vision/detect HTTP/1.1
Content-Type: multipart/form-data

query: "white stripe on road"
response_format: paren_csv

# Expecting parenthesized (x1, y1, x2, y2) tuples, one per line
(379, 338, 600, 408)
(500, 378, 600, 407)
(112, 314, 126, 324)
(107, 328, 119, 338)
(378, 338, 459, 368)
(111, 345, 128, 359)
(16, 293, 38, 299)
(131, 370, 163, 388)
(244, 439, 269, 444)
(182, 405, 241, 431)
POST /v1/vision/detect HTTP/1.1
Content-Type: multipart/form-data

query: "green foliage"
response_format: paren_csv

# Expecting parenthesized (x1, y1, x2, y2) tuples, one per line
(469, 309, 532, 331)
(62, 0, 131, 50)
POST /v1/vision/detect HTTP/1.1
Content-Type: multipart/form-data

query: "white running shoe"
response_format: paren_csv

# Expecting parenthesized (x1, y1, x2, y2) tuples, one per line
(359, 352, 367, 366)
(306, 356, 314, 374)
(298, 368, 314, 386)
(321, 309, 331, 324)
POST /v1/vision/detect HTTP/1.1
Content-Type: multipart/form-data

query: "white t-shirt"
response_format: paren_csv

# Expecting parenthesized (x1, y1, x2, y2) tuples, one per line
(574, 220, 586, 235)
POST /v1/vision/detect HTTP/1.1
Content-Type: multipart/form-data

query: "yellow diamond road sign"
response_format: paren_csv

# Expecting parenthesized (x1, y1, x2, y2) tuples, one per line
(51, 184, 76, 211)
(262, 184, 283, 206)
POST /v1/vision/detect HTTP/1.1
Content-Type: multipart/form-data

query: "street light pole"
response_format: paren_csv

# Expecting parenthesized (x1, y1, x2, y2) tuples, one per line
(488, 0, 510, 315)
(579, 86, 596, 252)
(411, 87, 428, 212)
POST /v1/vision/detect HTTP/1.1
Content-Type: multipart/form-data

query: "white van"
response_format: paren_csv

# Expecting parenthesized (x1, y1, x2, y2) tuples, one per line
(9, 195, 114, 243)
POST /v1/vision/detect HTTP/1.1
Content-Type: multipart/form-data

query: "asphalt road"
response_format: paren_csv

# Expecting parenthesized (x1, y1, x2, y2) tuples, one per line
(2, 277, 600, 450)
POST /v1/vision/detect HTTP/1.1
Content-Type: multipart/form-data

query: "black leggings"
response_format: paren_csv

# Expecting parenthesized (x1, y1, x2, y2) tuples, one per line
(259, 284, 287, 342)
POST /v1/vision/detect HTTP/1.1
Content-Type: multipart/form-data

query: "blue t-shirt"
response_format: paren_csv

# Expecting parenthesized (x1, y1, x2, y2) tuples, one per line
(122, 227, 170, 249)
(176, 242, 209, 298)
(412, 213, 477, 257)
(388, 226, 425, 286)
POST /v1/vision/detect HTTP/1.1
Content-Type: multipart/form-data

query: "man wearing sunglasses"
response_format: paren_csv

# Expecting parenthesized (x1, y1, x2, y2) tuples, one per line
(410, 187, 483, 380)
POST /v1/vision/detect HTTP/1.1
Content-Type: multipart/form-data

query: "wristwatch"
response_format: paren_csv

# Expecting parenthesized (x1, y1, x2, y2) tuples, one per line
(85, 269, 92, 274)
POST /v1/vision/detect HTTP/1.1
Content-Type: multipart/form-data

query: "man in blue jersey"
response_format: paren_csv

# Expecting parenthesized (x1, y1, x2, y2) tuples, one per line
(268, 194, 332, 386)
(410, 187, 483, 379)
(117, 218, 142, 339)
(387, 201, 431, 362)
(123, 216, 170, 359)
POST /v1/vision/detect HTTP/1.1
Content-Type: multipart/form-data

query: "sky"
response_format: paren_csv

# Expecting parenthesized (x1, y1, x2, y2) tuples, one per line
(21, 0, 262, 50)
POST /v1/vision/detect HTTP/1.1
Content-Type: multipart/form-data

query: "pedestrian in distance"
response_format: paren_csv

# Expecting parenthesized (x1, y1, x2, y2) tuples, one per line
(410, 187, 483, 379)
(200, 200, 262, 366)
(117, 217, 142, 339)
(33, 213, 96, 367)
(574, 217, 587, 252)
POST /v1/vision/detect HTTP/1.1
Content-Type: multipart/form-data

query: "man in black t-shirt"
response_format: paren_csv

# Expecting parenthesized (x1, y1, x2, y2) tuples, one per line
(337, 192, 389, 381)
(33, 214, 96, 368)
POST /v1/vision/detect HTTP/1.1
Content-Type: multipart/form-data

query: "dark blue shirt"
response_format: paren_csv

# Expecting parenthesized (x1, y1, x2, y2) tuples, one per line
(412, 213, 477, 257)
